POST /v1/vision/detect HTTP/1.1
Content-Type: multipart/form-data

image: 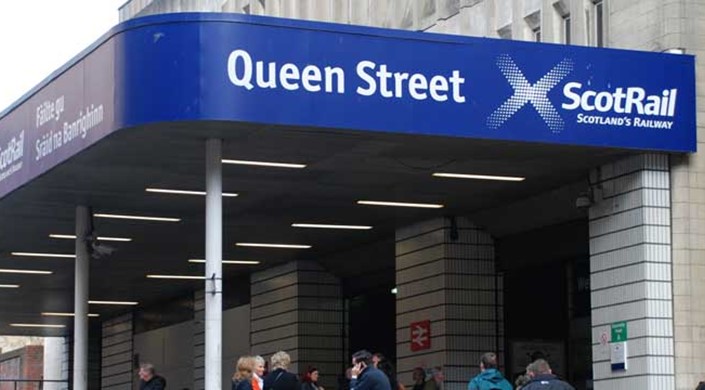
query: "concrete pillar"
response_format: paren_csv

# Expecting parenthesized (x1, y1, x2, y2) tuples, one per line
(250, 261, 343, 390)
(43, 337, 67, 390)
(589, 154, 675, 389)
(395, 217, 503, 390)
(100, 313, 134, 390)
(194, 289, 206, 390)
(61, 337, 71, 388)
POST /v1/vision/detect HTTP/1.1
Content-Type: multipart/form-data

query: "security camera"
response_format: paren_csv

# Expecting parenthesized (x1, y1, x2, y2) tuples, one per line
(575, 191, 593, 210)
(91, 241, 116, 259)
(84, 234, 116, 259)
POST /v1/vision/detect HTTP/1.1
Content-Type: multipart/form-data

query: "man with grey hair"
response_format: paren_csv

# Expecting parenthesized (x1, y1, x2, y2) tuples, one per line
(521, 359, 573, 390)
(264, 351, 298, 390)
(138, 363, 167, 390)
(422, 367, 444, 390)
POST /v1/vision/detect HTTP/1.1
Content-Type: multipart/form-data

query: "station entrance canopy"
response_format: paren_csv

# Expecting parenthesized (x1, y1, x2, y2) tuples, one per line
(0, 13, 696, 200)
(0, 13, 696, 334)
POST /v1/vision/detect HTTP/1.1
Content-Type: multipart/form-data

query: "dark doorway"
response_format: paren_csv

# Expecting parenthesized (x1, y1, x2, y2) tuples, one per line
(498, 220, 592, 390)
(348, 287, 396, 362)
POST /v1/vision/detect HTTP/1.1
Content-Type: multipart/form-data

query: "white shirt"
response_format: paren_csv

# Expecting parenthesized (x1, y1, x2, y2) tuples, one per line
(254, 373, 264, 390)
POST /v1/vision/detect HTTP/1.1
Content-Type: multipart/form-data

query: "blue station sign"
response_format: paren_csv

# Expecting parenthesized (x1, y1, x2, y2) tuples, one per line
(0, 13, 697, 199)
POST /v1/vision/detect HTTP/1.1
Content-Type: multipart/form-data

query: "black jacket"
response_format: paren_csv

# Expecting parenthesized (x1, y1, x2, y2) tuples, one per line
(300, 382, 321, 390)
(140, 375, 166, 390)
(350, 366, 392, 390)
(522, 374, 574, 390)
(233, 378, 255, 390)
(264, 368, 299, 390)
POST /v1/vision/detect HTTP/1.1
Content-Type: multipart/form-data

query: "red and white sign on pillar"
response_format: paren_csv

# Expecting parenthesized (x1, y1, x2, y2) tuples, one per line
(410, 320, 431, 351)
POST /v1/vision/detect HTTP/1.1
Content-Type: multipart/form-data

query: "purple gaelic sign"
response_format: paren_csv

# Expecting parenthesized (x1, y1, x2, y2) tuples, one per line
(0, 38, 115, 199)
(0, 13, 696, 200)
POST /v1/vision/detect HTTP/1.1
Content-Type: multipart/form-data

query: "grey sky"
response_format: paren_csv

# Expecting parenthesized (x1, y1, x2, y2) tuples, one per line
(0, 1, 124, 111)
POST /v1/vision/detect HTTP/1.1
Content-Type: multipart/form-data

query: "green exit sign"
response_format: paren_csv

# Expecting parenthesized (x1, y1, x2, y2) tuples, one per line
(611, 321, 628, 342)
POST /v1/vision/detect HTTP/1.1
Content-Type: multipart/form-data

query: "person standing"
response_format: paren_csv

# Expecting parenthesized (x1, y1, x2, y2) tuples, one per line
(521, 360, 574, 390)
(375, 355, 403, 390)
(300, 367, 324, 390)
(467, 353, 512, 390)
(422, 367, 444, 390)
(264, 351, 299, 390)
(350, 350, 391, 390)
(138, 363, 167, 390)
(338, 365, 353, 390)
(253, 356, 266, 390)
(233, 356, 256, 390)
(411, 368, 426, 390)
(514, 374, 531, 390)
(372, 353, 385, 368)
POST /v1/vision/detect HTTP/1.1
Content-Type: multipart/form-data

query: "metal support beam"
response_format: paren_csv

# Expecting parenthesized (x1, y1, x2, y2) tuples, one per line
(73, 206, 90, 390)
(205, 138, 223, 390)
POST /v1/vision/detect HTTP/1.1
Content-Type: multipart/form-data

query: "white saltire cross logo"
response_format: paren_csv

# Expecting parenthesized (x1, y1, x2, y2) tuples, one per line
(487, 54, 573, 133)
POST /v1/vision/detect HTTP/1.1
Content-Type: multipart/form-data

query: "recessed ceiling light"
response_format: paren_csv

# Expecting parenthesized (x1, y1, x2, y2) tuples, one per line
(235, 243, 312, 249)
(0, 284, 20, 288)
(188, 259, 261, 265)
(42, 312, 99, 318)
(11, 252, 75, 258)
(94, 213, 181, 222)
(0, 269, 52, 275)
(10, 323, 65, 328)
(432, 172, 525, 181)
(356, 200, 444, 209)
(221, 159, 306, 169)
(88, 300, 138, 306)
(145, 188, 239, 197)
(146, 275, 206, 280)
(49, 234, 133, 242)
(292, 223, 373, 230)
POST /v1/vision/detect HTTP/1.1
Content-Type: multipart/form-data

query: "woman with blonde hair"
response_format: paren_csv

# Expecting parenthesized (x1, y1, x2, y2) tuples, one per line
(233, 356, 257, 390)
(253, 355, 266, 390)
(264, 351, 298, 390)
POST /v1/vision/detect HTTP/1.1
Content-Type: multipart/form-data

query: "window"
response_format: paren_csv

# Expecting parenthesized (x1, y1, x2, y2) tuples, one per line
(525, 11, 541, 42)
(553, 1, 570, 44)
(594, 0, 604, 47)
(563, 14, 571, 44)
(498, 25, 512, 39)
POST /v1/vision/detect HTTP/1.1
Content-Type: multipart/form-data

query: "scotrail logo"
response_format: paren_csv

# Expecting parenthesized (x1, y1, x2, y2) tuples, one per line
(487, 54, 573, 133)
(487, 54, 680, 132)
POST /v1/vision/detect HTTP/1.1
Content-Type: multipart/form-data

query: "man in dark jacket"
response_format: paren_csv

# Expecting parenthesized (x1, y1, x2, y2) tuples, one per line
(350, 350, 391, 390)
(468, 352, 512, 390)
(138, 363, 167, 390)
(522, 359, 574, 390)
(264, 351, 298, 390)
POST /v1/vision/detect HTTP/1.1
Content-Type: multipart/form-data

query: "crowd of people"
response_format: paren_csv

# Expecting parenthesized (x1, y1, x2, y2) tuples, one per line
(135, 350, 576, 390)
